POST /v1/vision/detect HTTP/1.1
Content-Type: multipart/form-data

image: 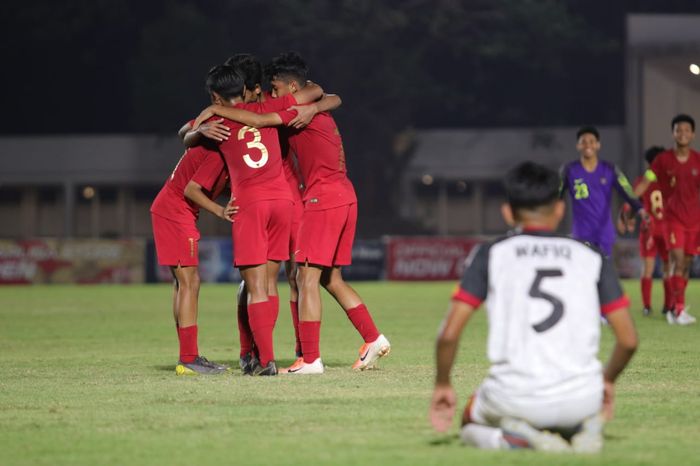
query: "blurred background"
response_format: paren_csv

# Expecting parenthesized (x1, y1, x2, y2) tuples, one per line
(2, 0, 700, 284)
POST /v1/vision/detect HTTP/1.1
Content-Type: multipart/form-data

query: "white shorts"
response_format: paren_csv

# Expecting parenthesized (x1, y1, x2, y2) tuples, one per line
(464, 378, 603, 430)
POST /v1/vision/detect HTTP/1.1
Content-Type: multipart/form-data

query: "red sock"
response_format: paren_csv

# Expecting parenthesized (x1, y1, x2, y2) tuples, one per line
(269, 295, 280, 327)
(663, 278, 674, 310)
(672, 276, 687, 315)
(178, 325, 198, 363)
(346, 304, 380, 343)
(290, 301, 302, 356)
(248, 301, 275, 366)
(238, 303, 254, 357)
(641, 278, 652, 308)
(299, 321, 321, 364)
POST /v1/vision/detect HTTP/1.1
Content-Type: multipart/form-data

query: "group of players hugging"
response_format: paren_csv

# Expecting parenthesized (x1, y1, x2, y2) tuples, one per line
(150, 52, 390, 377)
(151, 51, 699, 452)
(430, 115, 699, 453)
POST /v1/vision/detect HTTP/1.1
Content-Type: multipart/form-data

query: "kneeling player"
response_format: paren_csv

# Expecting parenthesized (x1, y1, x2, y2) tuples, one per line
(429, 162, 638, 452)
(150, 135, 233, 375)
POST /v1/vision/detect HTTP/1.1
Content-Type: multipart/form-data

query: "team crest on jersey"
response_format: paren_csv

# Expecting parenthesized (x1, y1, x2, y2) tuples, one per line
(600, 177, 607, 185)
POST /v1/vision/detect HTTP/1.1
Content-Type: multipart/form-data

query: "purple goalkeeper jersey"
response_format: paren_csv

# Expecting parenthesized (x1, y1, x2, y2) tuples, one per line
(560, 159, 641, 256)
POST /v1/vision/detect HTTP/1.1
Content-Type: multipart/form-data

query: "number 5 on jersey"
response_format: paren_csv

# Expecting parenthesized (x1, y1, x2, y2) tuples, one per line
(528, 269, 565, 333)
(239, 126, 269, 169)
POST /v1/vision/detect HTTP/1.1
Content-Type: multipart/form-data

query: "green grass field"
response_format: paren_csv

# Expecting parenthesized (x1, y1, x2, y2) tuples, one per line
(1, 280, 699, 466)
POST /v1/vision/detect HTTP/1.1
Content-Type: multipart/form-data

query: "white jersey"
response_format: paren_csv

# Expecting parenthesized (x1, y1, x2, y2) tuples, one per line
(453, 230, 628, 400)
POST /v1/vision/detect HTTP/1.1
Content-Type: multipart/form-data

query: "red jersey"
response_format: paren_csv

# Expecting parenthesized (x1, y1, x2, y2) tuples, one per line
(150, 145, 228, 224)
(648, 149, 700, 229)
(283, 152, 304, 203)
(634, 176, 665, 235)
(215, 96, 298, 207)
(285, 112, 357, 211)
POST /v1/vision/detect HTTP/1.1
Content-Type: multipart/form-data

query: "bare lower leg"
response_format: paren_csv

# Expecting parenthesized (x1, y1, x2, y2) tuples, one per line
(266, 260, 281, 298)
(170, 270, 179, 326)
(285, 258, 299, 302)
(297, 264, 323, 321)
(321, 266, 363, 311)
(173, 265, 200, 327)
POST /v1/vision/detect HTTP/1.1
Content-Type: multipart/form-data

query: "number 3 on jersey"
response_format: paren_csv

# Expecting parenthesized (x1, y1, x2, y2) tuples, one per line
(238, 126, 269, 169)
(528, 269, 565, 333)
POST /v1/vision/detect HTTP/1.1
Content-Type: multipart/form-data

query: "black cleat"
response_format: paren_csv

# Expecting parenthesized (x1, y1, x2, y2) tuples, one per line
(176, 356, 228, 375)
(642, 307, 652, 317)
(251, 360, 278, 376)
(239, 352, 259, 375)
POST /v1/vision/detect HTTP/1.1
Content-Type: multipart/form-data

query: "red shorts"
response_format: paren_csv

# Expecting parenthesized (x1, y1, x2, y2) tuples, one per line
(639, 228, 669, 261)
(667, 223, 700, 256)
(295, 203, 357, 267)
(233, 199, 293, 266)
(289, 200, 304, 257)
(151, 213, 199, 266)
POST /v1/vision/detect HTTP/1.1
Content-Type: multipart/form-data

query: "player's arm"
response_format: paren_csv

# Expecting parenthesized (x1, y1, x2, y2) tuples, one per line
(192, 107, 287, 132)
(598, 256, 638, 421)
(602, 308, 638, 421)
(430, 244, 488, 433)
(184, 180, 233, 222)
(613, 165, 643, 212)
(558, 165, 568, 199)
(178, 121, 192, 140)
(182, 118, 231, 147)
(430, 299, 476, 433)
(633, 169, 655, 197)
(288, 93, 342, 129)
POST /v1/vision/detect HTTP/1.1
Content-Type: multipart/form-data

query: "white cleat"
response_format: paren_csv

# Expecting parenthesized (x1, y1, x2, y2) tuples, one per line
(666, 310, 676, 325)
(282, 357, 324, 375)
(571, 414, 604, 454)
(352, 334, 391, 371)
(500, 417, 571, 452)
(675, 309, 696, 326)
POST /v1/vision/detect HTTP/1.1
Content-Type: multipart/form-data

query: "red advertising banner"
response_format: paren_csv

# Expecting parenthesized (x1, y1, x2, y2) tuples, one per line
(0, 239, 145, 284)
(385, 236, 481, 281)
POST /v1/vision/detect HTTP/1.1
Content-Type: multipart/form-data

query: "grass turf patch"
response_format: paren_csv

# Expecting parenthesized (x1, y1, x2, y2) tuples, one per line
(0, 281, 698, 465)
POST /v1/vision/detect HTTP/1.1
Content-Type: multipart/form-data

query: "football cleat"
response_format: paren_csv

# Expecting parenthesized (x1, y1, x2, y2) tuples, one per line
(251, 360, 278, 376)
(666, 310, 676, 325)
(642, 307, 652, 317)
(500, 417, 571, 452)
(351, 334, 391, 371)
(570, 414, 604, 454)
(675, 309, 696, 326)
(278, 357, 304, 374)
(175, 356, 228, 375)
(239, 352, 259, 375)
(282, 357, 324, 375)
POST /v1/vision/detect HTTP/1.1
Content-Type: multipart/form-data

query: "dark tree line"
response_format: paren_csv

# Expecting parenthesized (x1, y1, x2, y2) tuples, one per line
(3, 0, 700, 227)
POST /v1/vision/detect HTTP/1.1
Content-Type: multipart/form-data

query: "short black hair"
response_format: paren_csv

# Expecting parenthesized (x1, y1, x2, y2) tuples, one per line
(644, 146, 665, 165)
(205, 65, 244, 101)
(224, 53, 262, 92)
(504, 162, 560, 212)
(266, 51, 308, 86)
(576, 125, 600, 141)
(671, 114, 695, 132)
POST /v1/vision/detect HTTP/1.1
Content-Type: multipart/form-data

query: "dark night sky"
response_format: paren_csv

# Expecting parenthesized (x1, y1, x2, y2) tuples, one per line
(4, 0, 700, 137)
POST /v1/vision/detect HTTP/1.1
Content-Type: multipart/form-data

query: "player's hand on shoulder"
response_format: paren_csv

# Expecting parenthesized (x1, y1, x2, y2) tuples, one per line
(288, 103, 318, 129)
(429, 384, 457, 433)
(193, 106, 217, 131)
(198, 118, 230, 142)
